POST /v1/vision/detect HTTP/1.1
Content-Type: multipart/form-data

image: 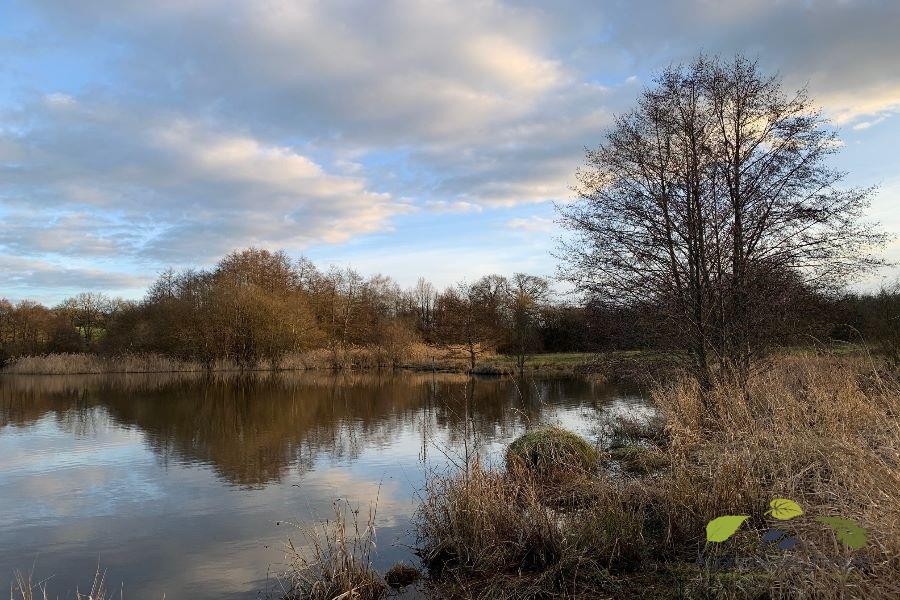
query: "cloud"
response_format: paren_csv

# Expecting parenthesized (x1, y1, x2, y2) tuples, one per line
(507, 216, 556, 233)
(578, 0, 900, 127)
(0, 97, 409, 264)
(424, 200, 483, 214)
(23, 0, 563, 145)
(852, 116, 889, 131)
(2, 0, 899, 297)
(0, 255, 148, 294)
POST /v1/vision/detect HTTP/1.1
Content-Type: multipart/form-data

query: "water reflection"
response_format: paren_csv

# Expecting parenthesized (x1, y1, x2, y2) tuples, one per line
(0, 372, 647, 599)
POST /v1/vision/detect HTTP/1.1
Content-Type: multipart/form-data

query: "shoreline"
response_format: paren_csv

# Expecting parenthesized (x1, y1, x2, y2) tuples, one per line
(0, 350, 611, 377)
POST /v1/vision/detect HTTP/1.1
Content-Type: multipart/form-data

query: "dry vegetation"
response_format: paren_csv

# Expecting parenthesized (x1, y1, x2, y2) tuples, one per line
(280, 500, 389, 600)
(2, 352, 207, 374)
(10, 566, 115, 600)
(414, 353, 900, 599)
(0, 343, 504, 374)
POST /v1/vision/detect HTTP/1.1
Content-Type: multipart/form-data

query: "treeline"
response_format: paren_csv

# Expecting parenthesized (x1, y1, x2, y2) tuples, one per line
(0, 249, 553, 369)
(1, 248, 897, 370)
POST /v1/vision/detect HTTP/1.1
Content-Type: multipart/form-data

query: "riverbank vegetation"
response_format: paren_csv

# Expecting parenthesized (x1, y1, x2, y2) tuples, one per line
(0, 249, 578, 373)
(415, 353, 899, 599)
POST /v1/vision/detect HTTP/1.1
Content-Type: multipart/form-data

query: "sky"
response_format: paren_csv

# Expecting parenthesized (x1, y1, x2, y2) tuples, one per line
(1, 0, 899, 304)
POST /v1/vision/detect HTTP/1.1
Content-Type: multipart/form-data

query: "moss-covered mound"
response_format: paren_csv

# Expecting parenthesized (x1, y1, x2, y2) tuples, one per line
(506, 426, 599, 478)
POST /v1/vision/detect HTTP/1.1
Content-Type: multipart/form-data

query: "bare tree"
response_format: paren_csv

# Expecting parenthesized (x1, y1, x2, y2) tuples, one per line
(57, 292, 112, 350)
(507, 273, 550, 374)
(438, 277, 509, 371)
(559, 55, 887, 386)
(413, 277, 437, 338)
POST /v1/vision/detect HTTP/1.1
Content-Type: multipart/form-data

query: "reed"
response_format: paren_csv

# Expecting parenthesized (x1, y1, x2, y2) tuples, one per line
(281, 499, 387, 600)
(1, 344, 493, 374)
(10, 566, 115, 600)
(2, 353, 205, 374)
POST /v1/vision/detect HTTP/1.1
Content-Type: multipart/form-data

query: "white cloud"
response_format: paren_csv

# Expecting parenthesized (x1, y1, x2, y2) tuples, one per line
(42, 92, 77, 108)
(851, 115, 889, 131)
(424, 200, 483, 214)
(0, 255, 149, 297)
(0, 101, 409, 263)
(507, 216, 556, 233)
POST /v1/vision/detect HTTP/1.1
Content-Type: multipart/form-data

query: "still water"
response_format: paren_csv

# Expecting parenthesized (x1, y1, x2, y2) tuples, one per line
(0, 372, 649, 599)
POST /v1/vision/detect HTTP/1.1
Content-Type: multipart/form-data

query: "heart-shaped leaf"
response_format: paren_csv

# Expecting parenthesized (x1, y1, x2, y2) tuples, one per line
(706, 515, 749, 543)
(816, 516, 867, 549)
(766, 498, 803, 521)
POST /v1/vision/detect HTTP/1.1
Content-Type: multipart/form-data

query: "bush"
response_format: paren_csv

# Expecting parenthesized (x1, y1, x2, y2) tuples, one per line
(282, 500, 387, 600)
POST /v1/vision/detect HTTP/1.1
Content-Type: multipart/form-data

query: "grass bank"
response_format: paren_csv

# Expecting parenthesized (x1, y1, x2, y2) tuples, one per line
(410, 353, 899, 598)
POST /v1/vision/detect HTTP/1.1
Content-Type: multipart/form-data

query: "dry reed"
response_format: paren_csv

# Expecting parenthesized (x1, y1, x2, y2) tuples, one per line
(10, 566, 115, 600)
(281, 499, 387, 600)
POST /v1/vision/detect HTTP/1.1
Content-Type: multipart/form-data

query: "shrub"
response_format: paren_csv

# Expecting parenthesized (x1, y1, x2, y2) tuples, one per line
(416, 462, 639, 599)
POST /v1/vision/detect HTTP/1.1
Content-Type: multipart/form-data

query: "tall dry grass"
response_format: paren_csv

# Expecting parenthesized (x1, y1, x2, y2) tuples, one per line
(2, 344, 489, 375)
(417, 353, 900, 599)
(280, 499, 387, 600)
(10, 566, 116, 600)
(2, 353, 207, 374)
(418, 462, 643, 599)
(648, 353, 900, 597)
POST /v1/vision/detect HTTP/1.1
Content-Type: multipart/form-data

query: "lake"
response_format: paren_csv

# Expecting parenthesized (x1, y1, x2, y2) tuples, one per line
(0, 372, 650, 599)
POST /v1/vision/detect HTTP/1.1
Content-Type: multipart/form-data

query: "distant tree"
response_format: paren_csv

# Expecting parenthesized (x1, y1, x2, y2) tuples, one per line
(559, 55, 888, 387)
(412, 277, 437, 339)
(0, 298, 80, 363)
(438, 276, 510, 371)
(842, 282, 900, 366)
(312, 267, 365, 364)
(57, 292, 112, 350)
(506, 273, 550, 373)
(212, 248, 316, 369)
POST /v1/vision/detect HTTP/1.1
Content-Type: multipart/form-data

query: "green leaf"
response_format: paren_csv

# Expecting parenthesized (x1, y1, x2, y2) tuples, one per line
(816, 516, 868, 549)
(766, 498, 804, 521)
(706, 515, 749, 543)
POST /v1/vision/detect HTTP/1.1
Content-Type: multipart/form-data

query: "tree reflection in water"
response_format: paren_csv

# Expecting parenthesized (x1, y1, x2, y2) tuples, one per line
(0, 372, 637, 488)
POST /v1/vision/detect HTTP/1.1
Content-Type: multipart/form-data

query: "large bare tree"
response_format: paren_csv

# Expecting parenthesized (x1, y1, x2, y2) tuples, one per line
(558, 55, 887, 386)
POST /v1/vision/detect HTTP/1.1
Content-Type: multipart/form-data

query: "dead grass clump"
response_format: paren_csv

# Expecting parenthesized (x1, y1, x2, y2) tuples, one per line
(3, 352, 205, 374)
(4, 353, 105, 374)
(603, 413, 668, 450)
(606, 445, 670, 475)
(417, 461, 644, 599)
(650, 353, 900, 596)
(383, 562, 421, 590)
(282, 500, 388, 600)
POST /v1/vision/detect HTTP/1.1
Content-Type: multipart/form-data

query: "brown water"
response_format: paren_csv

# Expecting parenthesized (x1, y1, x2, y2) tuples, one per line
(0, 372, 650, 599)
